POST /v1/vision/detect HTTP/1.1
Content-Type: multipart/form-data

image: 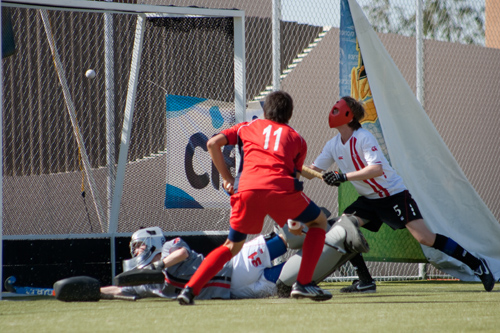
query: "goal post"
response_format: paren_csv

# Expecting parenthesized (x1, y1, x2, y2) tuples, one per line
(1, 0, 245, 289)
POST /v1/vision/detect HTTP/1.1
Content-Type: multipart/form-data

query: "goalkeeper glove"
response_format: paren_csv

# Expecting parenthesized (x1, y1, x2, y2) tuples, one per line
(323, 171, 348, 187)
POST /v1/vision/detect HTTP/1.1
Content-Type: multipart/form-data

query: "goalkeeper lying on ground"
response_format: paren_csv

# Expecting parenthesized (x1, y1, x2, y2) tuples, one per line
(102, 216, 369, 300)
(102, 226, 287, 299)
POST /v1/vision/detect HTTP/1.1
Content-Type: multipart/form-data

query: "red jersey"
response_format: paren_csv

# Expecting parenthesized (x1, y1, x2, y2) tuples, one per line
(220, 119, 307, 192)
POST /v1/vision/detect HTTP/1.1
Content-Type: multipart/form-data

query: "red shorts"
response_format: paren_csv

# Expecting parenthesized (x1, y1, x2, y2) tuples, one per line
(229, 190, 314, 235)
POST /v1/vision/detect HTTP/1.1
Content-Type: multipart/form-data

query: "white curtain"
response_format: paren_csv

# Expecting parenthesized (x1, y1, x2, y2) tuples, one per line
(349, 0, 500, 281)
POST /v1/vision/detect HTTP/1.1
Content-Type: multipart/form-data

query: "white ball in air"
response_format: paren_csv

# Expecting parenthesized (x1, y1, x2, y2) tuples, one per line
(85, 69, 96, 79)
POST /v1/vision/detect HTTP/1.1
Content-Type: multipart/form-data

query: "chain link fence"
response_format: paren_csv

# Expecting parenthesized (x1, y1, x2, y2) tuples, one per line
(2, 0, 498, 281)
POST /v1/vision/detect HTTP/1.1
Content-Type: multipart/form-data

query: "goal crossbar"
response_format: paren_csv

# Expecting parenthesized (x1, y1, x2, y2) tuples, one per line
(3, 0, 245, 18)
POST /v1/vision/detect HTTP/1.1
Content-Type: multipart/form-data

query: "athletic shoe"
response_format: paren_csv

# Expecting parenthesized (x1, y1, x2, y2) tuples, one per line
(474, 258, 495, 292)
(340, 280, 376, 293)
(177, 286, 195, 305)
(290, 281, 332, 301)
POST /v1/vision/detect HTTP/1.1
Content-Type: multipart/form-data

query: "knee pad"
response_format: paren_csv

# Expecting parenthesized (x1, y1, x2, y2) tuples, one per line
(335, 214, 370, 253)
(325, 223, 348, 254)
(279, 224, 305, 250)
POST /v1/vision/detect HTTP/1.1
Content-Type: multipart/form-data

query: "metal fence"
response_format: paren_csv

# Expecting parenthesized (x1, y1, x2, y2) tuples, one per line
(2, 0, 499, 281)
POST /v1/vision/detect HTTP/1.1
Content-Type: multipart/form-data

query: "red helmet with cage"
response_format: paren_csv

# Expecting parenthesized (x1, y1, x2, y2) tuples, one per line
(328, 99, 353, 128)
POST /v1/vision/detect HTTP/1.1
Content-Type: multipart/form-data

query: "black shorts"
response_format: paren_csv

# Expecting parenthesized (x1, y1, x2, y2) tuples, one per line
(343, 190, 423, 232)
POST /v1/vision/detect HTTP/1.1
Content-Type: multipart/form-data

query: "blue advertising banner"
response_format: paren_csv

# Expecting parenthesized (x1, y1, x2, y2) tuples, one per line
(165, 95, 263, 209)
(340, 0, 389, 161)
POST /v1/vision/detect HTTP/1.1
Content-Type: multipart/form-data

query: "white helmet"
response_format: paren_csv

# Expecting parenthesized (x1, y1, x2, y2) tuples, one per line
(122, 227, 166, 272)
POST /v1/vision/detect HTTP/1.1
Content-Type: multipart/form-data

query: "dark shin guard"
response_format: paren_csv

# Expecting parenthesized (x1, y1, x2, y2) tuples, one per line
(350, 253, 374, 282)
(432, 233, 481, 270)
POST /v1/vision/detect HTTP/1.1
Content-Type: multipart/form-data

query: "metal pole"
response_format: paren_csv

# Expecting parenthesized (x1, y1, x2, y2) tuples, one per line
(272, 0, 281, 91)
(0, 0, 4, 301)
(233, 14, 245, 174)
(104, 0, 116, 280)
(416, 0, 427, 280)
(416, 0, 425, 109)
(233, 15, 246, 124)
(109, 14, 146, 247)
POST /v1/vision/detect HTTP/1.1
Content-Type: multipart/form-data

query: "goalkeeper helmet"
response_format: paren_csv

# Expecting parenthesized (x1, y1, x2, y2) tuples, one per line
(122, 227, 166, 272)
(328, 98, 354, 128)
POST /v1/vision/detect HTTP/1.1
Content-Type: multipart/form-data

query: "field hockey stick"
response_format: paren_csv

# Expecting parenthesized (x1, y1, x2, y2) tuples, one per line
(99, 293, 137, 301)
(4, 276, 55, 296)
(301, 165, 324, 180)
(4, 276, 137, 301)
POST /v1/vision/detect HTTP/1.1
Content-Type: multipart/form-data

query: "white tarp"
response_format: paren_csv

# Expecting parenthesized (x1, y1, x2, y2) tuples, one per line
(348, 0, 500, 281)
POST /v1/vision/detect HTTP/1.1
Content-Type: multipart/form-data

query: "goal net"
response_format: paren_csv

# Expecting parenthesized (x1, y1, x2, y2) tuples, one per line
(1, 0, 453, 284)
(2, 1, 245, 239)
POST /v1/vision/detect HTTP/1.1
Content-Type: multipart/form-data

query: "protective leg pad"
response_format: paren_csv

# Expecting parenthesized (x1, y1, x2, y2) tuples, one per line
(54, 276, 101, 302)
(336, 215, 370, 253)
(277, 243, 356, 287)
(113, 268, 165, 286)
(280, 224, 306, 250)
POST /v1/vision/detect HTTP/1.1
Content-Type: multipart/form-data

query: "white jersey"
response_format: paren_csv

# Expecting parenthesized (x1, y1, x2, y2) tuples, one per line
(121, 235, 277, 300)
(230, 235, 277, 299)
(313, 128, 406, 199)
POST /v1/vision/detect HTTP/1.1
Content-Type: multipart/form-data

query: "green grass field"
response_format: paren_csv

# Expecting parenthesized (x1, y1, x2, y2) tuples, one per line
(1, 281, 499, 332)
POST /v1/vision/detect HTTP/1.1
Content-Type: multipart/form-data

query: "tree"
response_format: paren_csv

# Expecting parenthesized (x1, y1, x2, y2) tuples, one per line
(363, 0, 485, 45)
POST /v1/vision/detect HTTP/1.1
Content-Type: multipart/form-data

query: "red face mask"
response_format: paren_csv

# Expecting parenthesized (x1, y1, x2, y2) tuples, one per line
(328, 99, 353, 128)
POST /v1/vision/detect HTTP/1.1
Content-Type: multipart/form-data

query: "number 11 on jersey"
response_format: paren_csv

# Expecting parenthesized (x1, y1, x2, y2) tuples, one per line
(263, 125, 282, 151)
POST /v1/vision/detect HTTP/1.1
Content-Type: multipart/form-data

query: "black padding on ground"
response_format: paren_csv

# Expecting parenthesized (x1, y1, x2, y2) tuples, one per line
(54, 276, 101, 302)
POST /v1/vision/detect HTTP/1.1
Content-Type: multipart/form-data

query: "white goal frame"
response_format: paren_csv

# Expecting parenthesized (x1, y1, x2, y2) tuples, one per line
(0, 0, 246, 297)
